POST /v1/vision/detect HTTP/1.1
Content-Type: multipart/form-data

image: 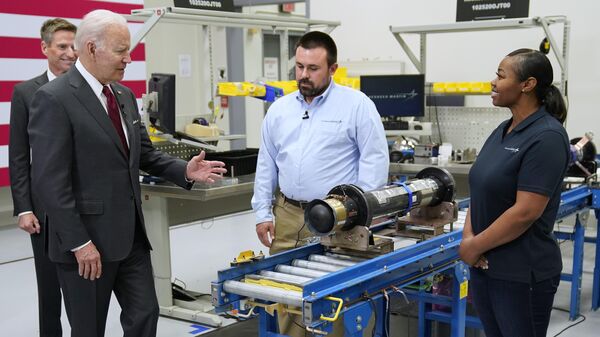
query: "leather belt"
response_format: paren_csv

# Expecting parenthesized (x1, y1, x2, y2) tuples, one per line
(281, 193, 309, 209)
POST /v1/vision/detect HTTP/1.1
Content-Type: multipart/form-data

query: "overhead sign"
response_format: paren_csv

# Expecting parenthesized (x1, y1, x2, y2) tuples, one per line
(456, 0, 529, 21)
(173, 0, 234, 12)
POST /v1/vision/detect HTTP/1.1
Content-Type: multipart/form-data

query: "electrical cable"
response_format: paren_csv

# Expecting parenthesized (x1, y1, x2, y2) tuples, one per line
(427, 99, 434, 144)
(434, 94, 443, 143)
(290, 315, 311, 337)
(207, 25, 218, 123)
(551, 307, 586, 336)
(173, 277, 187, 289)
(383, 289, 390, 337)
(231, 306, 256, 319)
(294, 221, 307, 248)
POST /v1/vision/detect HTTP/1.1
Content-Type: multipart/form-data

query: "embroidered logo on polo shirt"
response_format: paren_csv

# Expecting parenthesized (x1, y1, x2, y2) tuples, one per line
(504, 147, 519, 153)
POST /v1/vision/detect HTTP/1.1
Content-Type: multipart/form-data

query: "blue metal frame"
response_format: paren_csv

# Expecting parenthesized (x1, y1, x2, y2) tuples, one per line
(258, 308, 284, 337)
(556, 185, 592, 219)
(411, 263, 472, 337)
(212, 185, 600, 334)
(213, 231, 469, 336)
(555, 215, 585, 320)
(593, 208, 600, 311)
(249, 262, 469, 337)
(456, 198, 470, 210)
(553, 185, 600, 320)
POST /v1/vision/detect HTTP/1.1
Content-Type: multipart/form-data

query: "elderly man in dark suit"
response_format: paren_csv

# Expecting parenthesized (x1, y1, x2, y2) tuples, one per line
(28, 9, 227, 337)
(9, 17, 77, 337)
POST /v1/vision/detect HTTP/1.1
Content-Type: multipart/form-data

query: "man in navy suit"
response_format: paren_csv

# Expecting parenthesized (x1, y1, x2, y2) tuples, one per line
(28, 10, 227, 337)
(9, 18, 77, 337)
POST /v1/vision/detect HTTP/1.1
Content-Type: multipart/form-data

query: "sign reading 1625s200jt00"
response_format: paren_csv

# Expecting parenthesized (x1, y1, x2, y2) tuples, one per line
(173, 0, 234, 12)
(456, 0, 529, 21)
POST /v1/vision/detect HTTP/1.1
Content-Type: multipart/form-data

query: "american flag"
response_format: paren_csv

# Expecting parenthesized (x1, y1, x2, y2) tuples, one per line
(0, 0, 148, 187)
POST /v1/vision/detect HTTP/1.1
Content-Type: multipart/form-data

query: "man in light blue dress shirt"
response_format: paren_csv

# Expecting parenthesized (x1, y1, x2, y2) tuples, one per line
(252, 31, 389, 255)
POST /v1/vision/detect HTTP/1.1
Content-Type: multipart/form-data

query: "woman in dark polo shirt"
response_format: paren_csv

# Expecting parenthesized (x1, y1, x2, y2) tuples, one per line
(459, 49, 570, 337)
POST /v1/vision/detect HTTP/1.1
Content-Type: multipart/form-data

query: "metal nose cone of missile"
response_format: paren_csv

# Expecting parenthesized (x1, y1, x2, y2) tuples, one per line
(305, 200, 335, 235)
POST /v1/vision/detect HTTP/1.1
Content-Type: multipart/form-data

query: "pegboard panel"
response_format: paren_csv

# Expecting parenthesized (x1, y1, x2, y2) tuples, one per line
(426, 107, 511, 151)
(153, 141, 201, 161)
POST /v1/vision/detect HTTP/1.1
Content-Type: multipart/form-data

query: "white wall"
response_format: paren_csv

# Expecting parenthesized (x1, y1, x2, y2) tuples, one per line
(144, 0, 231, 151)
(309, 0, 600, 139)
(170, 210, 264, 293)
(241, 18, 265, 149)
(242, 4, 307, 148)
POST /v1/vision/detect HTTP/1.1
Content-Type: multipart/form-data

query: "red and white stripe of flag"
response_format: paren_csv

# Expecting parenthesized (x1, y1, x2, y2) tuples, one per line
(0, 0, 147, 186)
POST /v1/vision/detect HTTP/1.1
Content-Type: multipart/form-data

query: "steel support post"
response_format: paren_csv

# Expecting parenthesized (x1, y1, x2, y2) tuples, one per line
(568, 215, 585, 320)
(418, 282, 432, 337)
(451, 263, 468, 337)
(593, 209, 600, 310)
(259, 307, 285, 337)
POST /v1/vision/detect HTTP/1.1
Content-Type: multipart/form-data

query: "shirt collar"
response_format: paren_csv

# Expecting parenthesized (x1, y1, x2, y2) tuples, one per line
(75, 59, 106, 100)
(510, 106, 548, 133)
(46, 68, 57, 82)
(295, 78, 336, 106)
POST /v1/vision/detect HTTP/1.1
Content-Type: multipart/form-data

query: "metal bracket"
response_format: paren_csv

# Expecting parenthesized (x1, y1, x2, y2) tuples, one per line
(130, 8, 166, 51)
(391, 32, 423, 73)
(389, 16, 570, 93)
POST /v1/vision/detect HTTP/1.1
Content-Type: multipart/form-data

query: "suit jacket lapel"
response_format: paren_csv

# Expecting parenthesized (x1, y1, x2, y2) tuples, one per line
(67, 68, 128, 160)
(34, 72, 49, 87)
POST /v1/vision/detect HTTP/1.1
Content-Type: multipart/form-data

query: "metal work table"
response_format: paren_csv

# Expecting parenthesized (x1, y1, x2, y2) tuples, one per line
(141, 176, 255, 326)
(141, 174, 254, 201)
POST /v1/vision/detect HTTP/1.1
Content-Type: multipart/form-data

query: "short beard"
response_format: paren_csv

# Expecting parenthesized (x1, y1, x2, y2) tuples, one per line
(297, 78, 330, 100)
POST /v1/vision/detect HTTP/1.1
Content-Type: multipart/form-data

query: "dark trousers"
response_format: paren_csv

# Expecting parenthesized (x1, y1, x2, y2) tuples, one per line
(31, 229, 63, 337)
(56, 228, 159, 337)
(470, 268, 560, 337)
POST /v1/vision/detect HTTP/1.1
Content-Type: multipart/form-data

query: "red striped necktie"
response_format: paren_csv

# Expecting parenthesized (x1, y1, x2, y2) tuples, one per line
(102, 85, 129, 155)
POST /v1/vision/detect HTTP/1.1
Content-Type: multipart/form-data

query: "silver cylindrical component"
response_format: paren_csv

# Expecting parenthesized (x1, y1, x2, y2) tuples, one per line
(245, 274, 307, 287)
(258, 270, 313, 284)
(223, 280, 302, 307)
(292, 259, 345, 272)
(325, 252, 367, 263)
(275, 265, 329, 278)
(308, 254, 358, 267)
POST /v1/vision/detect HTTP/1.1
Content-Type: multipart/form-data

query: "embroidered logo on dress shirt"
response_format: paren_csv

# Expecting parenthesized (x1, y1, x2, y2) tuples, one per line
(504, 147, 519, 153)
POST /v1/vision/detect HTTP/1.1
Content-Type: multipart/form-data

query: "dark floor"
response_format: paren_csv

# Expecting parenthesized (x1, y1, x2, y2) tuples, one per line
(203, 317, 258, 337)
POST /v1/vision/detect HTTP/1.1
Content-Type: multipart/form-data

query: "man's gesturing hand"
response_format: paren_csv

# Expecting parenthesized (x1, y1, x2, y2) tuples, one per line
(186, 151, 227, 183)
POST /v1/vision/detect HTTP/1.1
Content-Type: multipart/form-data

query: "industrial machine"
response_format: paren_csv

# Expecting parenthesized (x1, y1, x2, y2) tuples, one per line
(567, 132, 597, 178)
(304, 167, 457, 256)
(212, 168, 472, 336)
